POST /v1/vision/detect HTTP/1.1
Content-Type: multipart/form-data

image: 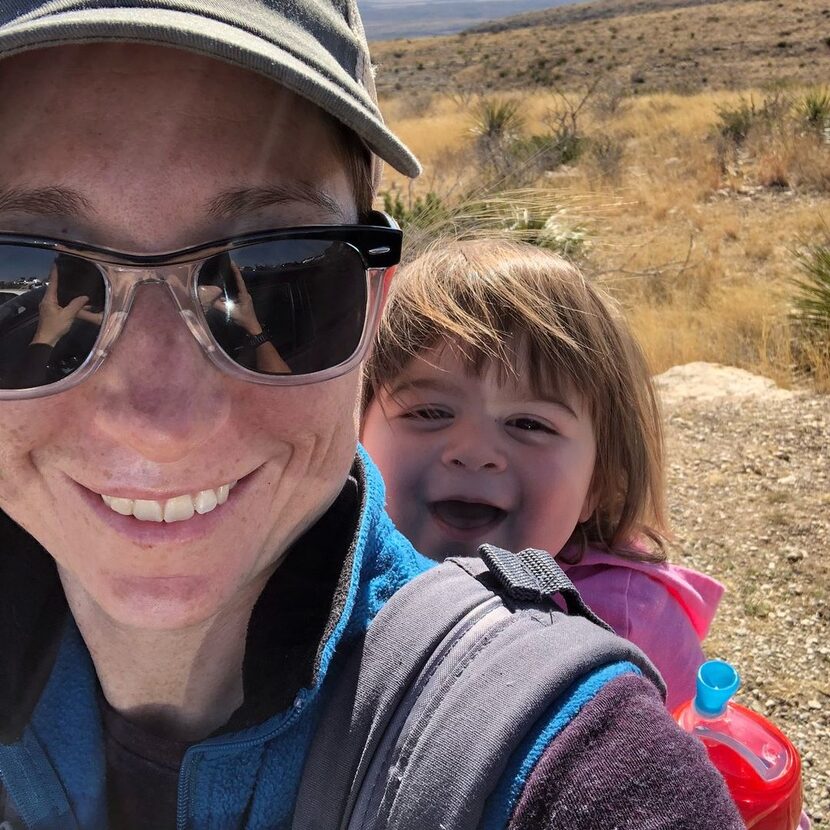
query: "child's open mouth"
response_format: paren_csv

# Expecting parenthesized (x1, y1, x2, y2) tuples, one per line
(430, 500, 507, 531)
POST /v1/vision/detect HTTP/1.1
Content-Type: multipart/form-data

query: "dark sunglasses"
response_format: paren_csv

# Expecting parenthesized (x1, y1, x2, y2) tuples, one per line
(0, 211, 401, 398)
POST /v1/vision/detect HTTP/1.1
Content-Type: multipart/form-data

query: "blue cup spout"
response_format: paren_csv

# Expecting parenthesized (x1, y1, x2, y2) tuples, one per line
(694, 659, 740, 718)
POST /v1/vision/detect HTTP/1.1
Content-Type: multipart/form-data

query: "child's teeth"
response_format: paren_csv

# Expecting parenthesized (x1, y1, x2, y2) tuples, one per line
(99, 480, 237, 523)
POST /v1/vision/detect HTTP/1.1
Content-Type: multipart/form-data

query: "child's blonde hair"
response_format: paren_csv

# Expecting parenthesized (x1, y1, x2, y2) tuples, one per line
(364, 238, 668, 563)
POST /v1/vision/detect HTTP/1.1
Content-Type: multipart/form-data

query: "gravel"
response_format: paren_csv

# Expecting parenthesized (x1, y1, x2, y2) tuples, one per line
(657, 366, 829, 824)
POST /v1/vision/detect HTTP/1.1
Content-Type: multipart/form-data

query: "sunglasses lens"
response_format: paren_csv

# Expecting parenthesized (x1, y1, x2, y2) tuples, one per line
(0, 247, 105, 390)
(197, 239, 368, 376)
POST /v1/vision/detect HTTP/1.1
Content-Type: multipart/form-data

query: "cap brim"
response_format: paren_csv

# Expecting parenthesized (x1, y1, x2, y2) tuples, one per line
(0, 6, 421, 178)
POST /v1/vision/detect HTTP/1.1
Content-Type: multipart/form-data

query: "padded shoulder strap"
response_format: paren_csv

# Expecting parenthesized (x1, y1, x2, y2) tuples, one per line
(293, 558, 498, 830)
(293, 552, 665, 830)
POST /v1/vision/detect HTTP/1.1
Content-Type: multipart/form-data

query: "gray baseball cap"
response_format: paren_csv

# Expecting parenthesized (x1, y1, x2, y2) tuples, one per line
(0, 1, 421, 181)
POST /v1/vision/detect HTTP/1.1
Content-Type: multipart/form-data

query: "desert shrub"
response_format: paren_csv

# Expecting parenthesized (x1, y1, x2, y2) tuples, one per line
(465, 87, 599, 186)
(381, 190, 447, 229)
(470, 97, 524, 145)
(791, 242, 830, 387)
(788, 136, 830, 192)
(469, 97, 527, 180)
(547, 129, 583, 166)
(505, 207, 590, 259)
(747, 132, 830, 193)
(591, 78, 629, 118)
(715, 92, 830, 192)
(792, 243, 830, 336)
(715, 93, 790, 146)
(587, 135, 626, 181)
(467, 99, 586, 186)
(510, 129, 584, 172)
(540, 90, 593, 161)
(796, 88, 830, 132)
(716, 98, 757, 145)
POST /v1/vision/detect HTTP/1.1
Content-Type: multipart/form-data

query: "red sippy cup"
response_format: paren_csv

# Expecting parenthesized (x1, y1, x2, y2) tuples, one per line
(674, 660, 803, 829)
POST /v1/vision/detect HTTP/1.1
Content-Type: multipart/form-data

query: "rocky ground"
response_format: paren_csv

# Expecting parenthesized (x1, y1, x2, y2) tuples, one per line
(655, 363, 829, 824)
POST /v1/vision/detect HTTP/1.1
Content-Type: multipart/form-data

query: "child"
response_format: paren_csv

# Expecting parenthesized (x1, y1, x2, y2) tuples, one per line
(361, 238, 723, 710)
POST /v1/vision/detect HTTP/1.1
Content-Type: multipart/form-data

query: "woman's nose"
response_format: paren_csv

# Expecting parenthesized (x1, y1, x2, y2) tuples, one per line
(87, 285, 232, 462)
(440, 424, 507, 473)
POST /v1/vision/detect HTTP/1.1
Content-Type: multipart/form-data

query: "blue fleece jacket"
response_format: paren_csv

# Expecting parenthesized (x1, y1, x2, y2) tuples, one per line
(0, 449, 638, 829)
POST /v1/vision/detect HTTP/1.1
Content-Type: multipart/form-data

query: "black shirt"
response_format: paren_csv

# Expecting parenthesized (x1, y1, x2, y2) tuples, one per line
(101, 476, 360, 828)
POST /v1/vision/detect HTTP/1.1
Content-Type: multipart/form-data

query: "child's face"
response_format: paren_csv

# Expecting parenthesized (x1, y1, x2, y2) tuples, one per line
(362, 346, 597, 560)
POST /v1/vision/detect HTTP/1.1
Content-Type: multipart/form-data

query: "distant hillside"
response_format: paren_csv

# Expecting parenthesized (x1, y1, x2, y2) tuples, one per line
(372, 0, 830, 96)
(362, 0, 588, 41)
(467, 0, 733, 33)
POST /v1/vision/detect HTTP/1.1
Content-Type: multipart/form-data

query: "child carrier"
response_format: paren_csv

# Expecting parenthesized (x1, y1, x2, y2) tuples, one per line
(293, 544, 665, 830)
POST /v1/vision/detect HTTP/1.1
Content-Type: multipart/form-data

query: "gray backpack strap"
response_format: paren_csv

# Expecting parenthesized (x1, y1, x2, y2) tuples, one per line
(292, 558, 500, 830)
(294, 550, 665, 830)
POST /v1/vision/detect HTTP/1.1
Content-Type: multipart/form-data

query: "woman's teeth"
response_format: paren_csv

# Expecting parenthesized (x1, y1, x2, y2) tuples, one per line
(100, 481, 237, 523)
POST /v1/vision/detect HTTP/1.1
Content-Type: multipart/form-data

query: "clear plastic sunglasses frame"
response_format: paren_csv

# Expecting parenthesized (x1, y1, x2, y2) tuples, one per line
(0, 212, 401, 400)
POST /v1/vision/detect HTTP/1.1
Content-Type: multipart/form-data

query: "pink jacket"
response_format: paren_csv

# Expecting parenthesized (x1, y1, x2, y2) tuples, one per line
(560, 548, 724, 711)
(561, 549, 813, 829)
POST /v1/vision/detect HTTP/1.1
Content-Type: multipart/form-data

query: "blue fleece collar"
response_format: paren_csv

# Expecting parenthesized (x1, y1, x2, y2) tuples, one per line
(1, 448, 433, 829)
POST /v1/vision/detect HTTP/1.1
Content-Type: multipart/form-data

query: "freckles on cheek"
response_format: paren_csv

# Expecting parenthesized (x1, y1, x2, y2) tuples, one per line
(0, 401, 72, 499)
(241, 379, 361, 476)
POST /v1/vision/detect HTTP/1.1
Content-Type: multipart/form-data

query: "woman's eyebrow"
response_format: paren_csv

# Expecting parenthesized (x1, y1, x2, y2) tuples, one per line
(0, 185, 94, 219)
(206, 184, 347, 222)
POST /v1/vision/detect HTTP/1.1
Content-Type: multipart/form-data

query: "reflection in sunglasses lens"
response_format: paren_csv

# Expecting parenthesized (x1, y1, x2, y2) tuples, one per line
(0, 247, 104, 389)
(198, 240, 367, 376)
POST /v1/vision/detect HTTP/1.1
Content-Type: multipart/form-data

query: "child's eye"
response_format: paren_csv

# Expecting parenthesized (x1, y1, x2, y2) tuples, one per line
(506, 417, 556, 434)
(403, 406, 452, 421)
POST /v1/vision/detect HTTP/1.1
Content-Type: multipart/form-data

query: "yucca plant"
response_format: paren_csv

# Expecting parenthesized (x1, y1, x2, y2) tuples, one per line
(470, 97, 525, 143)
(792, 243, 830, 344)
(791, 244, 830, 388)
(469, 97, 526, 180)
(796, 88, 830, 131)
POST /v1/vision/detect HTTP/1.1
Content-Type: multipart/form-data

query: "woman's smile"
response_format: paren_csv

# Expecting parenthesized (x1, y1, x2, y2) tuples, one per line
(99, 480, 237, 522)
(67, 466, 261, 546)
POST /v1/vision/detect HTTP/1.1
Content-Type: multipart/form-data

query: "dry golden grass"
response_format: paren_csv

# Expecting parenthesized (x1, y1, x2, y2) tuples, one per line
(753, 133, 830, 192)
(623, 286, 793, 379)
(376, 85, 830, 389)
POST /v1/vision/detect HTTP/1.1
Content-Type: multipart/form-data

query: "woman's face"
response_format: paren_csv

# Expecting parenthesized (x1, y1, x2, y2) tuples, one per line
(0, 44, 362, 630)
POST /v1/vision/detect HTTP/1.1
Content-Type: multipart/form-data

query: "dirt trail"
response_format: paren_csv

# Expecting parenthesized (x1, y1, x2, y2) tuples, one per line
(656, 363, 829, 823)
